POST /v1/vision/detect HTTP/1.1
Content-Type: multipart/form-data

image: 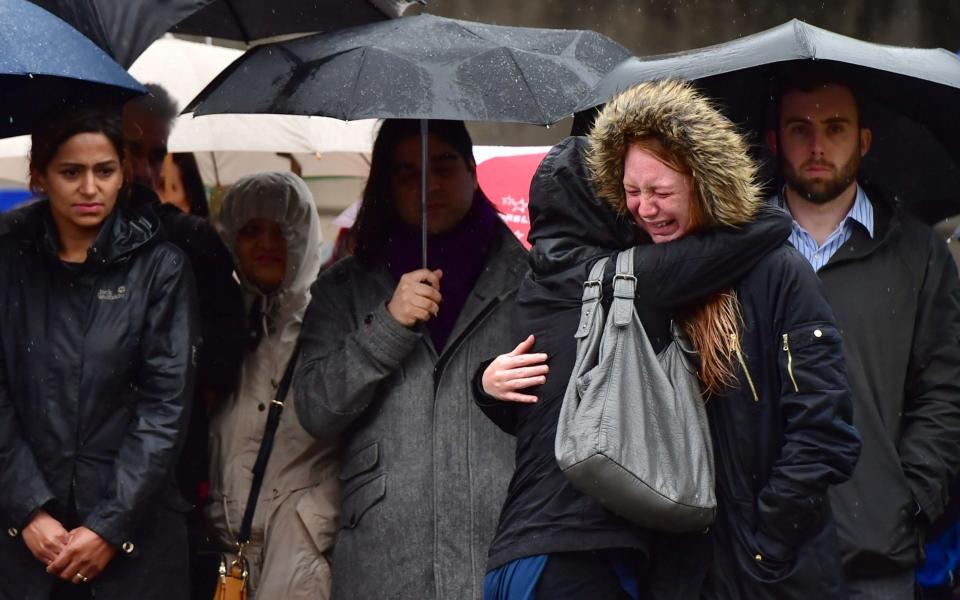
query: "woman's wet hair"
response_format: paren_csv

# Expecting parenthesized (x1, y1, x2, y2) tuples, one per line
(169, 152, 209, 218)
(589, 79, 757, 396)
(29, 107, 125, 193)
(626, 135, 740, 395)
(352, 119, 476, 263)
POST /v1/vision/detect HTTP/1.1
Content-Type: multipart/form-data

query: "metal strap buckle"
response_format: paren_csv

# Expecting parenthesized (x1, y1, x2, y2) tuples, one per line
(582, 278, 602, 301)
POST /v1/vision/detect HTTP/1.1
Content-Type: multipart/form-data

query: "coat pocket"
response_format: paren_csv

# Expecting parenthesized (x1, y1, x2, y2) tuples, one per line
(729, 518, 845, 600)
(339, 440, 384, 530)
(779, 324, 842, 394)
(339, 474, 385, 530)
(339, 441, 379, 482)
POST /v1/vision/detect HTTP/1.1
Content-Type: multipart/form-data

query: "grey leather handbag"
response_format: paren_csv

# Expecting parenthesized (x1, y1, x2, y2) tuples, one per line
(555, 251, 717, 532)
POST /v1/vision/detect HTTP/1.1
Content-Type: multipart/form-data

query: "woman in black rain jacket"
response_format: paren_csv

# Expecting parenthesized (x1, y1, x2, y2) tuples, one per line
(0, 108, 198, 600)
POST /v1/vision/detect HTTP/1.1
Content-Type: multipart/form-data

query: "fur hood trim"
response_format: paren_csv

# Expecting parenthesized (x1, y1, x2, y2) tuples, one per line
(586, 79, 762, 226)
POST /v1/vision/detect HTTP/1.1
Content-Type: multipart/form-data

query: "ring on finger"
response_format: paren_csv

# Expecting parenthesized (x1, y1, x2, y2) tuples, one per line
(75, 572, 89, 584)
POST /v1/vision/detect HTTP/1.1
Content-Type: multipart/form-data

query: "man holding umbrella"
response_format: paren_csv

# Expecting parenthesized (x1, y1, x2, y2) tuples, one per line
(766, 67, 960, 599)
(295, 119, 527, 599)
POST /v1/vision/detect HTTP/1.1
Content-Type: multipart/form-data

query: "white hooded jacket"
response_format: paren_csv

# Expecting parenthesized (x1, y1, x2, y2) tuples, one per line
(207, 172, 338, 599)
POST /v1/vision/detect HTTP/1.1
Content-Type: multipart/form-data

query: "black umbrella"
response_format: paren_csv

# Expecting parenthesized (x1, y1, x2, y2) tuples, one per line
(171, 0, 423, 43)
(186, 14, 631, 124)
(579, 19, 960, 224)
(186, 13, 631, 264)
(28, 0, 423, 68)
(0, 0, 145, 139)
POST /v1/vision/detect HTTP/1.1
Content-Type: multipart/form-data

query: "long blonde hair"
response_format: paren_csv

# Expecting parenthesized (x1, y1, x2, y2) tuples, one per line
(631, 137, 742, 396)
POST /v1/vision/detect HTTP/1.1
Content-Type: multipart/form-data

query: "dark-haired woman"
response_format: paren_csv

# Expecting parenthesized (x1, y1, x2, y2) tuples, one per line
(159, 152, 210, 218)
(0, 107, 198, 600)
(294, 119, 527, 599)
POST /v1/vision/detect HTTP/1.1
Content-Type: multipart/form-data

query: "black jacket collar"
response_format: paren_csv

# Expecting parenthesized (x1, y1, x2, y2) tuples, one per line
(13, 186, 161, 267)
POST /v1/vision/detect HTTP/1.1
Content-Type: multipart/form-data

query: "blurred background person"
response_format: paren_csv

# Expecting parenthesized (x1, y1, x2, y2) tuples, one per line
(158, 152, 210, 218)
(122, 82, 177, 192)
(123, 81, 245, 599)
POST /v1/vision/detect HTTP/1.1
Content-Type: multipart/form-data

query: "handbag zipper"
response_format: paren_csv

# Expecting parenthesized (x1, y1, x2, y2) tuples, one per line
(782, 333, 799, 393)
(731, 334, 759, 402)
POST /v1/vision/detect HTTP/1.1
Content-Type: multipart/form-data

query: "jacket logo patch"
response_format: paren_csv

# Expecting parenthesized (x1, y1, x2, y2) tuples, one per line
(97, 286, 127, 301)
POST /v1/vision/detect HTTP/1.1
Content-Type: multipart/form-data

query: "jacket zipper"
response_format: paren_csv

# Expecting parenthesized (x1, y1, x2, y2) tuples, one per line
(430, 295, 502, 599)
(731, 334, 759, 402)
(782, 333, 799, 393)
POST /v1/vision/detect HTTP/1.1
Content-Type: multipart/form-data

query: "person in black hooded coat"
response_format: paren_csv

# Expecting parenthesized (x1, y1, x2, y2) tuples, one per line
(476, 81, 861, 599)
(0, 108, 198, 600)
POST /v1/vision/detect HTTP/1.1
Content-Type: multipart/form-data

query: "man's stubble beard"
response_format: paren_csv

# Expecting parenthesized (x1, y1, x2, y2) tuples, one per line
(782, 146, 861, 205)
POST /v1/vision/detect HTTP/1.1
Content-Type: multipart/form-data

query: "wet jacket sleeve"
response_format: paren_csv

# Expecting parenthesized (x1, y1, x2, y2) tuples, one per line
(170, 212, 245, 398)
(898, 234, 960, 522)
(0, 352, 56, 528)
(83, 248, 199, 546)
(755, 252, 861, 556)
(295, 273, 421, 442)
(603, 206, 792, 307)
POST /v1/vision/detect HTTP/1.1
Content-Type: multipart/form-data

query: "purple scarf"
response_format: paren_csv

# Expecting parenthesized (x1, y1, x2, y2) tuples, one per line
(385, 192, 499, 352)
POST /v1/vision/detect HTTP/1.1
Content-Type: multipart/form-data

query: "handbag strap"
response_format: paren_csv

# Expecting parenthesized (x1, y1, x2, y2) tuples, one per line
(576, 257, 609, 339)
(613, 251, 636, 327)
(236, 339, 302, 549)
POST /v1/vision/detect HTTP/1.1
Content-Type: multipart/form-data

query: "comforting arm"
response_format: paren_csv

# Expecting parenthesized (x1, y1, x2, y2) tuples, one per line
(607, 206, 792, 307)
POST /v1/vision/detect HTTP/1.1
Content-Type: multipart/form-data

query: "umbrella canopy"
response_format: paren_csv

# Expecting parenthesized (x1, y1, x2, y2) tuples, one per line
(185, 13, 631, 125)
(28, 0, 205, 68)
(579, 19, 960, 223)
(171, 0, 422, 43)
(185, 13, 629, 266)
(29, 0, 423, 68)
(0, 0, 145, 139)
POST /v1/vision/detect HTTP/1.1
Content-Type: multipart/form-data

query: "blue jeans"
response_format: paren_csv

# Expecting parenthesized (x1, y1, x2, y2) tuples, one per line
(484, 551, 639, 600)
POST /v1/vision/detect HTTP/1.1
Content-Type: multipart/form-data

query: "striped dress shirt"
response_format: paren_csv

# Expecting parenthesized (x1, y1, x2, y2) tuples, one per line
(774, 186, 875, 272)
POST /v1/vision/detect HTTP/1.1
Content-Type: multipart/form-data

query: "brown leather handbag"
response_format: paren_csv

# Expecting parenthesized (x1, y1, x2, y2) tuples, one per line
(213, 553, 249, 600)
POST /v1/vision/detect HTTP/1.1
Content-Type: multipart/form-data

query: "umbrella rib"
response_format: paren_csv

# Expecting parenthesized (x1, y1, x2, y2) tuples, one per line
(344, 47, 371, 121)
(223, 0, 252, 44)
(794, 19, 815, 59)
(501, 48, 551, 125)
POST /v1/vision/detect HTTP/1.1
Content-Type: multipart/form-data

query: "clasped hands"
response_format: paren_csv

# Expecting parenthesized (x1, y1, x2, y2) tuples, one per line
(22, 509, 117, 585)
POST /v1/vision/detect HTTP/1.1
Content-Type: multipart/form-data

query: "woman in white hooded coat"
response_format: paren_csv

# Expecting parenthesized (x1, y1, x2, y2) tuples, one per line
(207, 172, 339, 599)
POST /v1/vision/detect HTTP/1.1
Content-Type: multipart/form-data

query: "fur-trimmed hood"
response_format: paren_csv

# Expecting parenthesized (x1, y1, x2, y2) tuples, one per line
(587, 79, 762, 227)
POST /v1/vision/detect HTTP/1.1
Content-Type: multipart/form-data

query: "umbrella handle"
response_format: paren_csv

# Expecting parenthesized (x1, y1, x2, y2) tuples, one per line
(421, 119, 428, 269)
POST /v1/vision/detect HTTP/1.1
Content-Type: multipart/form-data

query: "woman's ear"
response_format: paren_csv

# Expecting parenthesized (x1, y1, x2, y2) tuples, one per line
(29, 170, 45, 196)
